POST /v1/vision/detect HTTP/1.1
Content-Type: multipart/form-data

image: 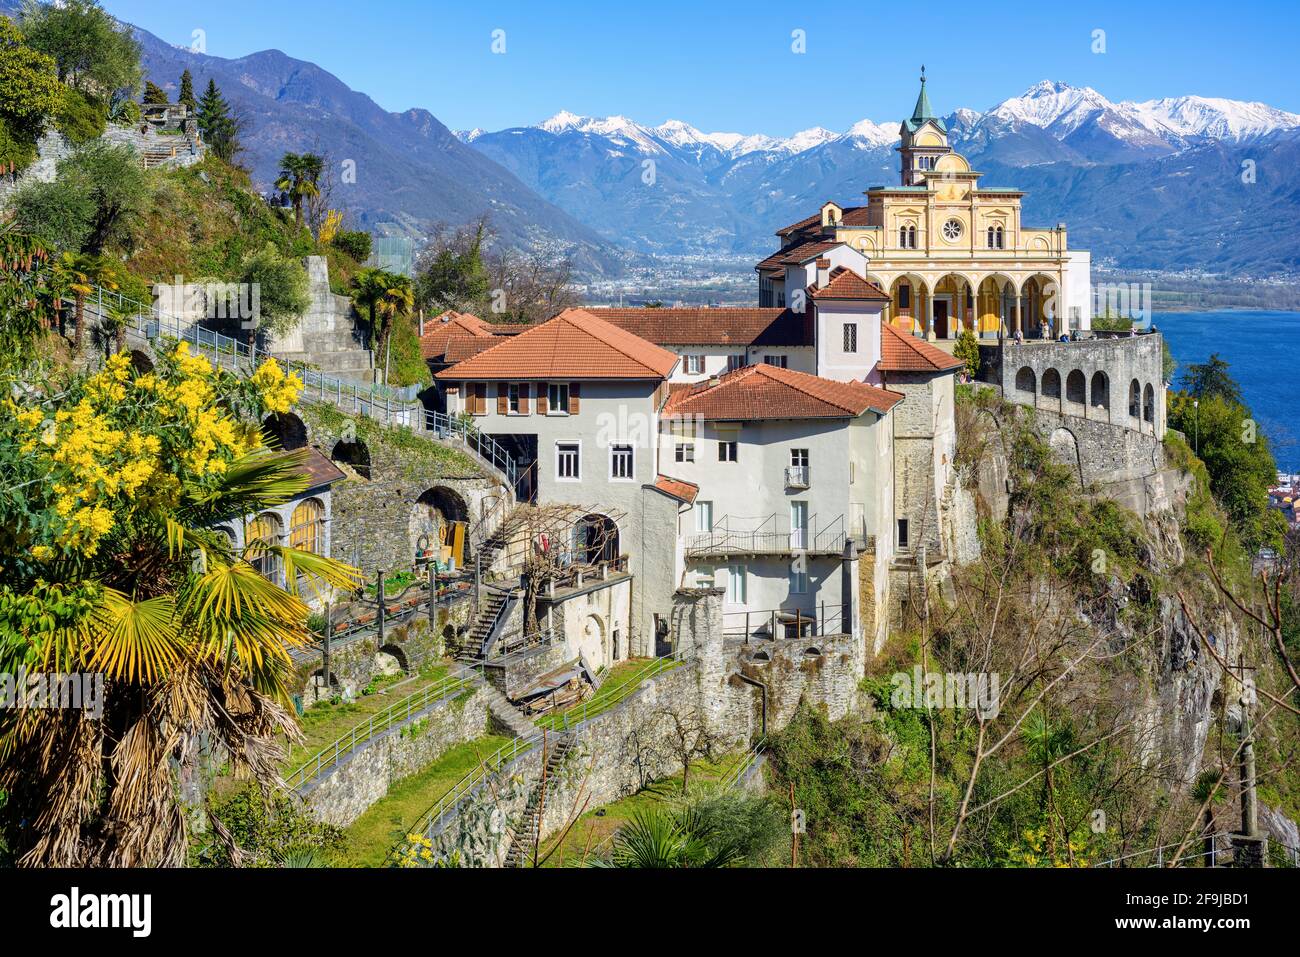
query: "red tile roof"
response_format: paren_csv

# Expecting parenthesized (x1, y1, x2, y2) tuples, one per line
(809, 267, 891, 302)
(879, 322, 965, 373)
(595, 307, 811, 347)
(653, 474, 700, 504)
(776, 205, 869, 236)
(663, 363, 902, 421)
(434, 308, 678, 381)
(755, 239, 842, 272)
(419, 310, 493, 361)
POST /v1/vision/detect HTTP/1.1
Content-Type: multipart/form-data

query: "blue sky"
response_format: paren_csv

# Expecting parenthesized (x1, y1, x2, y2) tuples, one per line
(102, 0, 1299, 135)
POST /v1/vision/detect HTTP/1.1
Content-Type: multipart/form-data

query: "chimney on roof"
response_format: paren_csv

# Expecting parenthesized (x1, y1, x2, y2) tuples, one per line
(815, 257, 831, 288)
(708, 375, 720, 387)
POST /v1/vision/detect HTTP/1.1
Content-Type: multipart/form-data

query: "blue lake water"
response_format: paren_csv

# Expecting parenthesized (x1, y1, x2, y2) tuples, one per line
(1156, 310, 1300, 470)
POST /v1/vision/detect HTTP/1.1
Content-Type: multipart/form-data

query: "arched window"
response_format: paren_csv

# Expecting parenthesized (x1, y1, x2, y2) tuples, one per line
(988, 226, 1004, 249)
(909, 225, 918, 248)
(899, 226, 908, 248)
(290, 498, 326, 555)
(245, 512, 283, 584)
(1143, 384, 1155, 423)
(1128, 380, 1141, 418)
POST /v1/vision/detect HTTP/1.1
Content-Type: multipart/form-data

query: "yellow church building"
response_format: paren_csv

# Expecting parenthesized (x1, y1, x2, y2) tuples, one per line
(758, 69, 1092, 340)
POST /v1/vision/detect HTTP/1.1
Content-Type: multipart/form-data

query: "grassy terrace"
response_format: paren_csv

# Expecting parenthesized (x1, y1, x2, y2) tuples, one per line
(534, 656, 684, 732)
(281, 662, 456, 776)
(536, 753, 742, 867)
(332, 733, 512, 867)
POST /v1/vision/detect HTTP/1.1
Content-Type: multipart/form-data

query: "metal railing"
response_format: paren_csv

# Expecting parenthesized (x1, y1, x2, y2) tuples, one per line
(719, 737, 767, 791)
(286, 664, 484, 791)
(81, 281, 520, 486)
(536, 649, 687, 733)
(721, 604, 848, 641)
(687, 513, 846, 556)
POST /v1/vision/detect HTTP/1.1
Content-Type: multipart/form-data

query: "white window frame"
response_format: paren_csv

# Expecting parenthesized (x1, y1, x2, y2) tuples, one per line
(718, 440, 737, 462)
(675, 442, 695, 463)
(790, 448, 809, 468)
(547, 382, 570, 416)
(507, 383, 522, 415)
(696, 500, 713, 533)
(609, 443, 635, 482)
(725, 564, 746, 604)
(555, 441, 581, 482)
(684, 354, 704, 375)
(791, 568, 808, 594)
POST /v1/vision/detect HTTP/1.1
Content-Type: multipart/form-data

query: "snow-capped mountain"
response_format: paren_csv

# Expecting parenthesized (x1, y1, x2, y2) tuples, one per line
(457, 81, 1300, 274)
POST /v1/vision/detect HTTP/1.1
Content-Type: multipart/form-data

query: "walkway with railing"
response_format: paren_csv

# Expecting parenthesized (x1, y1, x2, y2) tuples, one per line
(81, 282, 520, 486)
(687, 513, 846, 556)
(286, 663, 484, 792)
(393, 649, 691, 864)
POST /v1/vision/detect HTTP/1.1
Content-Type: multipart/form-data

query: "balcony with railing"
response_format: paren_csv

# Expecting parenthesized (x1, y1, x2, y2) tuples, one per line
(686, 513, 845, 557)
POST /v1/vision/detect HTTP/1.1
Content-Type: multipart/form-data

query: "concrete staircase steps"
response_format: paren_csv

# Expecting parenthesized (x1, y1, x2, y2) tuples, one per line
(478, 682, 537, 739)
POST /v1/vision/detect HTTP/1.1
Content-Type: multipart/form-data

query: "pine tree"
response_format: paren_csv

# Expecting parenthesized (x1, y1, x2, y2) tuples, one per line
(178, 69, 196, 112)
(143, 80, 167, 105)
(196, 78, 241, 162)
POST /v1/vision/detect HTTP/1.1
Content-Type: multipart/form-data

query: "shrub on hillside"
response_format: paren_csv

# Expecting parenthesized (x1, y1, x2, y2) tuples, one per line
(53, 87, 106, 143)
(331, 230, 372, 264)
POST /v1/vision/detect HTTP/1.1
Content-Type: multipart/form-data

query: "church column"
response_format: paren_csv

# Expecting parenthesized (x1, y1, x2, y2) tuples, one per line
(1012, 285, 1021, 338)
(926, 287, 935, 340)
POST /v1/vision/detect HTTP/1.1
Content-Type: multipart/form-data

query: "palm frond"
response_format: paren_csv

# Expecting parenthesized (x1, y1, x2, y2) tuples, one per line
(88, 589, 181, 684)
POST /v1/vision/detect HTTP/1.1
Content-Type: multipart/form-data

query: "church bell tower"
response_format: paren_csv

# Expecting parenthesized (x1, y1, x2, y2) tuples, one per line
(898, 67, 952, 186)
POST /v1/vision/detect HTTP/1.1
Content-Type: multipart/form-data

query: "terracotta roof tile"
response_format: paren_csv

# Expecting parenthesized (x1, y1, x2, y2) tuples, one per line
(419, 310, 493, 360)
(755, 239, 842, 272)
(879, 322, 965, 373)
(595, 307, 811, 347)
(434, 308, 678, 380)
(663, 363, 902, 421)
(653, 474, 699, 504)
(810, 268, 891, 302)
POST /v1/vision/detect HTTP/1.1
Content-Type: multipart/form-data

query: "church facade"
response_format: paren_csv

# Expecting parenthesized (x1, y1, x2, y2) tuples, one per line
(759, 70, 1092, 341)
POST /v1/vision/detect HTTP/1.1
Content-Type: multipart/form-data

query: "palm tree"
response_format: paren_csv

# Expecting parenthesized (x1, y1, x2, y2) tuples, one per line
(351, 267, 393, 352)
(275, 152, 324, 227)
(53, 253, 118, 353)
(591, 805, 742, 868)
(0, 356, 362, 867)
(374, 274, 415, 383)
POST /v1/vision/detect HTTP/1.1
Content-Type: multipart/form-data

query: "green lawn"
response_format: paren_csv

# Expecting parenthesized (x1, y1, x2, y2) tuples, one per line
(282, 662, 451, 776)
(536, 751, 742, 868)
(332, 733, 513, 867)
(535, 657, 683, 732)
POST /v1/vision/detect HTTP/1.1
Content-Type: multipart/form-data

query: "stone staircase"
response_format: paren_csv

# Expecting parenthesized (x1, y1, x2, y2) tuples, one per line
(503, 732, 576, 867)
(477, 681, 538, 739)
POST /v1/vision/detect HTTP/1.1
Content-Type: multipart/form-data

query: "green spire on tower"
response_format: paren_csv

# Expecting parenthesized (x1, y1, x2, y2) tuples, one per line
(904, 65, 946, 134)
(911, 65, 933, 122)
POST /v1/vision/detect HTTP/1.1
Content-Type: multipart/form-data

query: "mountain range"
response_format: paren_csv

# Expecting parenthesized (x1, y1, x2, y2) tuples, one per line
(6, 0, 1296, 280)
(459, 80, 1300, 276)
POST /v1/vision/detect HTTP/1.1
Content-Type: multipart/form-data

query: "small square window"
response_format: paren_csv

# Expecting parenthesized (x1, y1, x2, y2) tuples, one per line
(684, 355, 704, 374)
(790, 448, 809, 468)
(610, 444, 634, 480)
(718, 440, 737, 462)
(675, 443, 695, 463)
(556, 442, 580, 480)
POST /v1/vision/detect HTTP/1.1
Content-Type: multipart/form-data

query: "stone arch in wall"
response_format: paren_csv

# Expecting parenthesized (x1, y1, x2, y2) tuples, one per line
(1041, 368, 1062, 411)
(1128, 379, 1141, 420)
(1049, 427, 1084, 490)
(411, 486, 470, 563)
(262, 412, 309, 451)
(1090, 371, 1110, 419)
(1065, 369, 1086, 408)
(128, 349, 154, 374)
(331, 437, 371, 480)
(376, 643, 410, 674)
(1143, 384, 1155, 429)
(1014, 366, 1036, 401)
